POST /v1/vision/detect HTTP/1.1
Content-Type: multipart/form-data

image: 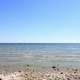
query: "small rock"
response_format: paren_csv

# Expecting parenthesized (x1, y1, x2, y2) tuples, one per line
(52, 66, 56, 69)
(0, 78, 2, 80)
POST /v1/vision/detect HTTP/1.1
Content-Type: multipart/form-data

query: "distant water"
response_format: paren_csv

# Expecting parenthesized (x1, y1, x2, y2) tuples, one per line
(0, 43, 80, 71)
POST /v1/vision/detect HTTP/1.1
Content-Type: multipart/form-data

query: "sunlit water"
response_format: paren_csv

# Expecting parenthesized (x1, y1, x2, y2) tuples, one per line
(0, 43, 80, 71)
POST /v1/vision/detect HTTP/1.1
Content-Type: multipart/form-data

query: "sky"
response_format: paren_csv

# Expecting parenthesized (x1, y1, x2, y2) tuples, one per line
(0, 0, 80, 43)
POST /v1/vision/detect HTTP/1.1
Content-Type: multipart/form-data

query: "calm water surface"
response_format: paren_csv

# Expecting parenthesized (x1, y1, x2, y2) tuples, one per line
(0, 43, 80, 71)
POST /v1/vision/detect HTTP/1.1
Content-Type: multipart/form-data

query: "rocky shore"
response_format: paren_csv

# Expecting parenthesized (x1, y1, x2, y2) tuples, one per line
(0, 66, 80, 80)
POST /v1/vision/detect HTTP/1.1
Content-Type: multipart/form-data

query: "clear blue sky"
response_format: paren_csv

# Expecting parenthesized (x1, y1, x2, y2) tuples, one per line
(0, 0, 80, 43)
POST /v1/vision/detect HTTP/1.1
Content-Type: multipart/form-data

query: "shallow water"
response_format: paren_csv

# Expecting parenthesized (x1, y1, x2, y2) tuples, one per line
(0, 43, 80, 71)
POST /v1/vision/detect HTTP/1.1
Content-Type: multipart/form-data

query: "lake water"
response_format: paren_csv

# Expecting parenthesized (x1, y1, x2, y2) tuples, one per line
(0, 43, 80, 71)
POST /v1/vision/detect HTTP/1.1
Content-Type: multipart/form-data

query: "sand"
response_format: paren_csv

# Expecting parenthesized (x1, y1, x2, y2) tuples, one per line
(0, 66, 80, 80)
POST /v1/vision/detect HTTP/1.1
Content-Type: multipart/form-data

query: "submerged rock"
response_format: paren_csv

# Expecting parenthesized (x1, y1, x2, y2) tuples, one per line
(52, 66, 56, 69)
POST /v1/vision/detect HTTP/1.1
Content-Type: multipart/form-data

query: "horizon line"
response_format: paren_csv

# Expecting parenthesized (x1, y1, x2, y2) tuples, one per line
(0, 42, 80, 44)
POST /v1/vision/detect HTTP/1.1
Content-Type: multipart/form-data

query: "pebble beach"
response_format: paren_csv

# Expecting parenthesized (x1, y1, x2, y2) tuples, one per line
(0, 66, 80, 80)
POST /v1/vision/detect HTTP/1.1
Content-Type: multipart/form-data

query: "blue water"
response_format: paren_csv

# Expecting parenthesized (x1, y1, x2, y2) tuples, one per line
(0, 43, 80, 71)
